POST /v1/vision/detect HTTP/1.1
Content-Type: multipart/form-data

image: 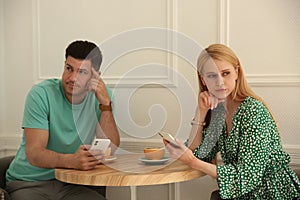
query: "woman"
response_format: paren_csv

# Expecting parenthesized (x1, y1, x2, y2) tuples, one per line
(165, 44, 300, 199)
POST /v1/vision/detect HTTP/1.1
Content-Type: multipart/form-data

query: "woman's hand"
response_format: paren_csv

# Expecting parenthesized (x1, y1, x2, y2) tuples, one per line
(199, 91, 224, 112)
(164, 139, 196, 166)
(164, 138, 218, 178)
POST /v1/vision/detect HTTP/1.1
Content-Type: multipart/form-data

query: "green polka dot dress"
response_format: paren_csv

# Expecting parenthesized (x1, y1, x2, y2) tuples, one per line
(192, 97, 300, 199)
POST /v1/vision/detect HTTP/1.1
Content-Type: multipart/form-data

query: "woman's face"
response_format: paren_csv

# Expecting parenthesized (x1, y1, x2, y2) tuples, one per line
(201, 59, 238, 100)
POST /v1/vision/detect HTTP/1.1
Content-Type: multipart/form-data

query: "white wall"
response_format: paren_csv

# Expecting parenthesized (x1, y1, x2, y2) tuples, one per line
(0, 0, 299, 199)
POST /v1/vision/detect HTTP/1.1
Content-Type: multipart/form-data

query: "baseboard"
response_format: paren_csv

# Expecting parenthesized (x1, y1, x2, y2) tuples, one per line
(0, 134, 22, 157)
(1, 135, 300, 164)
(0, 133, 22, 145)
(119, 138, 164, 153)
(284, 144, 300, 165)
(119, 139, 300, 165)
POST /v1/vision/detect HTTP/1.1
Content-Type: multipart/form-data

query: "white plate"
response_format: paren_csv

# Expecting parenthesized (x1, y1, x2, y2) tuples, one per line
(139, 157, 169, 165)
(103, 156, 117, 162)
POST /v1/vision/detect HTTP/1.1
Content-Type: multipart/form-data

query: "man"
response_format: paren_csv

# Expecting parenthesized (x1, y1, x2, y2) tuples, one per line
(6, 40, 120, 200)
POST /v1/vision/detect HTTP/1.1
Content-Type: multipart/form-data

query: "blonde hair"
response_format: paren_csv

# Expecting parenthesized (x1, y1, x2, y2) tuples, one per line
(197, 44, 278, 126)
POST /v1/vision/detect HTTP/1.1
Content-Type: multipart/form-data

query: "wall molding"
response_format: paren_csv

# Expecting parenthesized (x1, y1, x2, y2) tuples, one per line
(30, 0, 299, 89)
(33, 73, 300, 88)
(1, 135, 299, 164)
(0, 0, 5, 131)
(31, 0, 40, 84)
(119, 138, 300, 164)
(32, 0, 179, 88)
(218, 0, 230, 45)
(247, 74, 300, 87)
(216, 1, 300, 88)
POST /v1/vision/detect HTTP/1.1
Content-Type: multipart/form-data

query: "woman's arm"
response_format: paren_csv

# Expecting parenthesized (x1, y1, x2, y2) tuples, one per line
(187, 108, 205, 151)
(188, 91, 222, 150)
(165, 139, 218, 179)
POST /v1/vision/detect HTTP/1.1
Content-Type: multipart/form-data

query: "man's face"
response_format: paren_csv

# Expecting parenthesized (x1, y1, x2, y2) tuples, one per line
(62, 56, 93, 103)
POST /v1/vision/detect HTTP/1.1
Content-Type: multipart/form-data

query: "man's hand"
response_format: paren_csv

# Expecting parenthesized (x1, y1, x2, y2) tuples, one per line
(86, 68, 120, 154)
(25, 128, 105, 170)
(87, 68, 110, 105)
(71, 145, 104, 170)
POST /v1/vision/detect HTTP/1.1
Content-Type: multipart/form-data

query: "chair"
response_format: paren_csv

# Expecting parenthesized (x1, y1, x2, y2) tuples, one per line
(88, 185, 106, 197)
(296, 169, 300, 179)
(0, 155, 15, 200)
(291, 165, 300, 180)
(210, 190, 222, 200)
(0, 155, 106, 199)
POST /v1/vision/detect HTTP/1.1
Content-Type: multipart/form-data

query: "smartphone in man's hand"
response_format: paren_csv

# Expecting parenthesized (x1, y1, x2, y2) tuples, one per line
(90, 138, 111, 152)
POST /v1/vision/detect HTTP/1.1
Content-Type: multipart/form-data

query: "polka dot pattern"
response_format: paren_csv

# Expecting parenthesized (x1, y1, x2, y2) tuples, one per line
(193, 97, 300, 199)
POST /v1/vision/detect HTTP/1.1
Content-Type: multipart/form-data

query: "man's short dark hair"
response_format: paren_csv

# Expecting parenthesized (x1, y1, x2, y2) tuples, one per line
(65, 40, 102, 71)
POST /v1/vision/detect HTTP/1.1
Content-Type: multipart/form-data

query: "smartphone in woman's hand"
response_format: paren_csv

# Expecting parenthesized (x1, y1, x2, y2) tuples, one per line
(158, 131, 181, 148)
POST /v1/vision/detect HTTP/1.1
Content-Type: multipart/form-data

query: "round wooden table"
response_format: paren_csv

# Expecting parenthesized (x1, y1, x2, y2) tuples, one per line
(55, 154, 205, 199)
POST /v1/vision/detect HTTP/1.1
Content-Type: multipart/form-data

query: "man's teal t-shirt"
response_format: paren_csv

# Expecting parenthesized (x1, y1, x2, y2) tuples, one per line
(6, 79, 112, 182)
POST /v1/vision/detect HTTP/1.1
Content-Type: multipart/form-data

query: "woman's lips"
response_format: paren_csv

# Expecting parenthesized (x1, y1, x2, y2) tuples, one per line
(214, 89, 226, 99)
(215, 88, 226, 92)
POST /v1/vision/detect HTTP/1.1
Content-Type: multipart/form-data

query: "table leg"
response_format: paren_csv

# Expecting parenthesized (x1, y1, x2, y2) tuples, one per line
(130, 186, 137, 200)
(174, 182, 180, 200)
(168, 183, 180, 200)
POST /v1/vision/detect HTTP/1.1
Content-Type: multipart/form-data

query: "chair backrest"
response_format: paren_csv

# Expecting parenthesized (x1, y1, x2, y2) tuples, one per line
(0, 156, 15, 189)
(294, 168, 300, 180)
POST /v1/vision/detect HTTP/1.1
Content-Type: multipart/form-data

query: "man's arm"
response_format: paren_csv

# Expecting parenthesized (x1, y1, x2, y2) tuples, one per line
(89, 68, 120, 151)
(97, 110, 120, 152)
(25, 128, 102, 170)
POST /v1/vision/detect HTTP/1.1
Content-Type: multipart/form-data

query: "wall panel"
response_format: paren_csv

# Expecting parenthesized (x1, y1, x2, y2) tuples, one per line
(0, 1, 299, 200)
(230, 0, 300, 74)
